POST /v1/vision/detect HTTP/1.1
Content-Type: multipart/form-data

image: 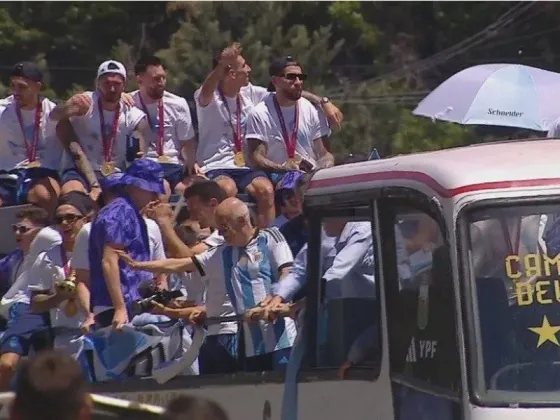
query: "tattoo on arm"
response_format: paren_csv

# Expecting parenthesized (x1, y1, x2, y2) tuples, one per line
(182, 136, 198, 166)
(314, 136, 335, 169)
(247, 138, 285, 172)
(56, 120, 98, 186)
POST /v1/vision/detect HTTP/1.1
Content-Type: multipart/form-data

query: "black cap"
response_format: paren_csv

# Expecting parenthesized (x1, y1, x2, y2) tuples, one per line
(11, 62, 43, 83)
(267, 56, 299, 92)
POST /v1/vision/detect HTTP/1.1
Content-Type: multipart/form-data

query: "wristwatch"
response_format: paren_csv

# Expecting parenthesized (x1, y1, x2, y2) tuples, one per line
(320, 97, 331, 105)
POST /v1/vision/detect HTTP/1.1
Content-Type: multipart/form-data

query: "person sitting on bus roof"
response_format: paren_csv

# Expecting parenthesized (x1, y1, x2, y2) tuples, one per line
(50, 60, 150, 203)
(131, 56, 197, 201)
(245, 56, 335, 188)
(0, 62, 63, 216)
(118, 197, 297, 373)
(88, 159, 164, 331)
(28, 192, 96, 356)
(0, 206, 54, 391)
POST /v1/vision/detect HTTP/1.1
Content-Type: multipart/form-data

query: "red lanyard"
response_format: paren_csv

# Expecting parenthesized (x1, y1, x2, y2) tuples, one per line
(273, 96, 299, 159)
(15, 100, 42, 163)
(218, 89, 243, 154)
(139, 94, 165, 156)
(98, 97, 120, 162)
(59, 246, 71, 278)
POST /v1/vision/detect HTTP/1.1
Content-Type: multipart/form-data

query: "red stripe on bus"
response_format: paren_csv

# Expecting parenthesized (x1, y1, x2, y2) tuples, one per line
(308, 171, 560, 198)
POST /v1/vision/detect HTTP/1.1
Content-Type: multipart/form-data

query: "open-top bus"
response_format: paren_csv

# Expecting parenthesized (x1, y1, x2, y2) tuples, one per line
(4, 138, 560, 419)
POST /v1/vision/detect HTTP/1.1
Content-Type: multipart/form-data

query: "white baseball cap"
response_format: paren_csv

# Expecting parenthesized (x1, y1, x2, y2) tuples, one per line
(97, 60, 127, 80)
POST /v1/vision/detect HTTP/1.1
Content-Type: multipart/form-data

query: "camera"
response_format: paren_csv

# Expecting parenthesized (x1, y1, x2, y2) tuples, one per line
(132, 283, 183, 315)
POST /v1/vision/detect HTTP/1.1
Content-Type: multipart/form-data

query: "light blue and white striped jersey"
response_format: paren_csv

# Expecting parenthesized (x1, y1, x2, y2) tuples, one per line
(194, 227, 297, 357)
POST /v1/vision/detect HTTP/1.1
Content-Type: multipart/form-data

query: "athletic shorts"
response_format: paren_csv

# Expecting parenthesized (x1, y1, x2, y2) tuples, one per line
(0, 303, 52, 356)
(60, 168, 105, 192)
(160, 163, 187, 191)
(0, 167, 59, 206)
(206, 168, 267, 193)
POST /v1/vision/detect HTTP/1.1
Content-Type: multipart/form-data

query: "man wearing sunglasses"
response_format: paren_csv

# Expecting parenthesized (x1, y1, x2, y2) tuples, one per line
(0, 206, 53, 390)
(245, 56, 335, 185)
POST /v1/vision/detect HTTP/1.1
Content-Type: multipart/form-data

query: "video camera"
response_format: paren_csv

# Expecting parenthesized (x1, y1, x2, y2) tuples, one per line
(132, 282, 183, 315)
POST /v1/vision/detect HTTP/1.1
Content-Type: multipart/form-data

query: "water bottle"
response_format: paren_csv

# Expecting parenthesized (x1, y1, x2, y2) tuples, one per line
(126, 135, 140, 163)
(417, 275, 430, 331)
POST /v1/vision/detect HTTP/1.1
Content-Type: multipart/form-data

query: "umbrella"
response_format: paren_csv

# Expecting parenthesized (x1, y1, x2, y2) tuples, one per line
(412, 63, 560, 131)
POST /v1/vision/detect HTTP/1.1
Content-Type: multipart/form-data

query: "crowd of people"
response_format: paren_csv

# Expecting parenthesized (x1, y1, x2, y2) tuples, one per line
(0, 41, 380, 387)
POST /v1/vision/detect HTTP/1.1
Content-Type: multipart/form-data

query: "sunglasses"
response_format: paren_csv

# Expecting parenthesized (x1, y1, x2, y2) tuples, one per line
(284, 73, 307, 81)
(12, 224, 33, 234)
(54, 214, 83, 225)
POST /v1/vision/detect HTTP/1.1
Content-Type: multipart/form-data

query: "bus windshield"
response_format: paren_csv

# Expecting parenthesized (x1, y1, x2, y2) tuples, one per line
(467, 203, 560, 401)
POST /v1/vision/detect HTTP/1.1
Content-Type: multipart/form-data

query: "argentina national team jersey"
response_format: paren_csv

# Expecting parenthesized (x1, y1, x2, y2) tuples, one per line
(194, 227, 297, 357)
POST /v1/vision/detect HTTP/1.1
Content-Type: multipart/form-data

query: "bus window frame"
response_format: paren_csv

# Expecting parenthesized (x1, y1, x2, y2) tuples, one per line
(300, 199, 382, 382)
(457, 195, 560, 407)
(378, 192, 462, 402)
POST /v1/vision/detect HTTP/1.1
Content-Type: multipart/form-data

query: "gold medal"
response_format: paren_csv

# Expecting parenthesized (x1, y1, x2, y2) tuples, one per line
(100, 161, 116, 177)
(157, 155, 170, 163)
(26, 160, 41, 169)
(234, 152, 245, 167)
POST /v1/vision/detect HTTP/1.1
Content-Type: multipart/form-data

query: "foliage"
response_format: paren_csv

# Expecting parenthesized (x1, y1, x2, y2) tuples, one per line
(0, 1, 554, 155)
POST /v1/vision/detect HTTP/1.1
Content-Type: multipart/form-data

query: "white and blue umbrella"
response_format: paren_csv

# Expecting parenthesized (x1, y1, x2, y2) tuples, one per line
(413, 63, 560, 131)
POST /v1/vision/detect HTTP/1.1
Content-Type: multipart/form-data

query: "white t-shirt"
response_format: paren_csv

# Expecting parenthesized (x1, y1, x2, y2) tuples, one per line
(193, 228, 296, 356)
(0, 98, 63, 171)
(194, 83, 269, 172)
(72, 219, 165, 272)
(65, 91, 146, 171)
(245, 95, 329, 168)
(131, 90, 195, 164)
(0, 226, 61, 315)
(0, 95, 13, 114)
(28, 246, 85, 329)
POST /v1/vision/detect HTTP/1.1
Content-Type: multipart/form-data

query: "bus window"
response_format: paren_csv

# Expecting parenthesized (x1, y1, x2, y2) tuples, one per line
(311, 216, 379, 371)
(387, 209, 460, 392)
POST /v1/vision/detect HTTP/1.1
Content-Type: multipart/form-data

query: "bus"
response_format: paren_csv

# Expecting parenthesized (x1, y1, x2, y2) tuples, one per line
(5, 138, 560, 419)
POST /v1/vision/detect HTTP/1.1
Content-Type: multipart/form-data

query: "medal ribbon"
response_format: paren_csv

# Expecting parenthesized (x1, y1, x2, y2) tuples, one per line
(273, 96, 299, 159)
(98, 97, 120, 163)
(139, 94, 165, 157)
(59, 246, 71, 278)
(15, 99, 42, 163)
(218, 89, 243, 154)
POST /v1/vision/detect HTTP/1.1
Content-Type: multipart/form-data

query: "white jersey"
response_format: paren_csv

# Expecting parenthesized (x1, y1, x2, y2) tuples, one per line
(0, 97, 63, 171)
(244, 94, 329, 168)
(131, 90, 195, 164)
(194, 83, 269, 172)
(72, 219, 165, 271)
(193, 227, 296, 357)
(29, 246, 84, 329)
(65, 91, 145, 171)
(0, 226, 61, 315)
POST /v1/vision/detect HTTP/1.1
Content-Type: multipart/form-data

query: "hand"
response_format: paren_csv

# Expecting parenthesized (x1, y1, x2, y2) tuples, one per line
(187, 162, 205, 177)
(112, 308, 129, 331)
(115, 250, 139, 269)
(150, 302, 167, 315)
(121, 92, 135, 107)
(219, 42, 242, 69)
(144, 202, 174, 224)
(89, 186, 102, 202)
(67, 93, 92, 117)
(54, 285, 76, 301)
(322, 102, 344, 130)
(187, 306, 206, 324)
(298, 158, 314, 173)
(338, 361, 353, 380)
(81, 313, 95, 334)
(284, 159, 300, 171)
(140, 199, 161, 217)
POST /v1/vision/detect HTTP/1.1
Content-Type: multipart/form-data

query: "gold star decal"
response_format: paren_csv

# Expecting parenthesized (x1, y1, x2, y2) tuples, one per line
(528, 316, 560, 348)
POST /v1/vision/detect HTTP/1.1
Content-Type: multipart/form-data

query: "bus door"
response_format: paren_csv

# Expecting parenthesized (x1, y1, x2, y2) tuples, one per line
(379, 194, 463, 420)
(287, 197, 393, 420)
